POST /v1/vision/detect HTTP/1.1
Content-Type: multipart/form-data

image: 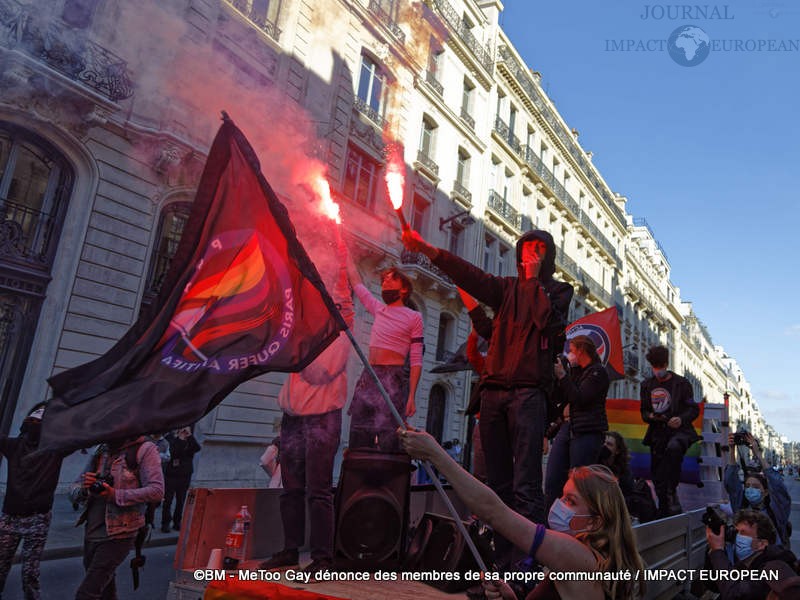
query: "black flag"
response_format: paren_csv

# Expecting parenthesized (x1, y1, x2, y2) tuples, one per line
(41, 118, 346, 452)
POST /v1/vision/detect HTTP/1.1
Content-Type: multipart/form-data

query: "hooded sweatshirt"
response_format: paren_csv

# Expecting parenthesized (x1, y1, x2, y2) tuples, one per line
(432, 230, 573, 388)
(0, 427, 63, 516)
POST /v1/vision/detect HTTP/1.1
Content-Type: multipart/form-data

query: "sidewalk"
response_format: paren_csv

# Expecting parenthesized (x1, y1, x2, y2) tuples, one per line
(15, 494, 179, 563)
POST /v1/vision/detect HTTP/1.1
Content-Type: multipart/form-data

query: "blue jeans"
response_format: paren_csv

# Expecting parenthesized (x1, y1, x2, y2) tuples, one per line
(280, 410, 341, 561)
(544, 425, 603, 519)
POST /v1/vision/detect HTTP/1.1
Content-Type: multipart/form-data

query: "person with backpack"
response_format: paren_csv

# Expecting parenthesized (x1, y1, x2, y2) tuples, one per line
(69, 436, 164, 600)
(161, 427, 201, 533)
(403, 228, 573, 568)
(0, 402, 64, 600)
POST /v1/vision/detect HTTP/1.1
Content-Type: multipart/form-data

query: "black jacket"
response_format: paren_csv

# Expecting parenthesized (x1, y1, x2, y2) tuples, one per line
(0, 434, 63, 516)
(164, 433, 201, 478)
(640, 371, 701, 446)
(709, 544, 798, 600)
(556, 361, 609, 434)
(432, 231, 573, 389)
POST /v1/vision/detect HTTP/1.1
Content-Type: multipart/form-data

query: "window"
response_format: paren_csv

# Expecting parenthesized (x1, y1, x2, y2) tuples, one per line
(428, 41, 443, 79)
(435, 313, 453, 361)
(343, 145, 379, 209)
(448, 224, 462, 255)
(498, 245, 511, 276)
(456, 148, 470, 186)
(61, 0, 100, 28)
(419, 116, 437, 159)
(142, 202, 192, 309)
(509, 105, 517, 135)
(410, 195, 429, 236)
(461, 79, 474, 116)
(357, 55, 385, 114)
(229, 0, 282, 38)
(483, 234, 496, 272)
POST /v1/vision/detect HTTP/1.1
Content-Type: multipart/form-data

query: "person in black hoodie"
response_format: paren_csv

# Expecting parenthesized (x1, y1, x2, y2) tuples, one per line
(0, 402, 64, 600)
(403, 228, 573, 566)
(544, 335, 609, 515)
(640, 344, 700, 517)
(161, 427, 200, 533)
(706, 509, 798, 600)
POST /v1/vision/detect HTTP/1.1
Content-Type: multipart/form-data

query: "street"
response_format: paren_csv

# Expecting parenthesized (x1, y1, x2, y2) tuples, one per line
(2, 546, 178, 600)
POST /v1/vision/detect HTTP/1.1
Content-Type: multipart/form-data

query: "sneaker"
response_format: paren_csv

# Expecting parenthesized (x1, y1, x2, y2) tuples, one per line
(259, 549, 299, 570)
(302, 558, 333, 581)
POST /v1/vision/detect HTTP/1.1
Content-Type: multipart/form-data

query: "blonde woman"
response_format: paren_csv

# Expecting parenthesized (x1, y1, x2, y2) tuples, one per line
(398, 428, 645, 599)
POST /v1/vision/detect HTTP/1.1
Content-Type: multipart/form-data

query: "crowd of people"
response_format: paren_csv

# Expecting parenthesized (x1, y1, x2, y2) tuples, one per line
(1, 224, 798, 599)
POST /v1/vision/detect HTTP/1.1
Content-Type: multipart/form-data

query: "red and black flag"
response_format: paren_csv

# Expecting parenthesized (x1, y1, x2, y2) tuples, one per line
(40, 117, 347, 452)
(564, 307, 624, 381)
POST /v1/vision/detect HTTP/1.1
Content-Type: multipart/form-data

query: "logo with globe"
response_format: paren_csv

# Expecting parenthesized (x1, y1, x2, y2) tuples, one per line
(668, 25, 711, 66)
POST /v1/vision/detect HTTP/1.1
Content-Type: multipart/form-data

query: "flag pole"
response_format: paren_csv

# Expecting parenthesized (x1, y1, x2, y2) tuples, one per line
(340, 326, 488, 572)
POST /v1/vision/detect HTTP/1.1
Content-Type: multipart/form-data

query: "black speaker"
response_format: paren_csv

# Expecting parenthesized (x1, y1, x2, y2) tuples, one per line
(333, 449, 412, 570)
(404, 512, 493, 593)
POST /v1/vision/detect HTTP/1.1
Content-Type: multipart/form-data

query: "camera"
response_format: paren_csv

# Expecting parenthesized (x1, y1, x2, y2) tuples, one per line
(701, 505, 737, 543)
(89, 473, 114, 495)
(733, 432, 750, 447)
(556, 353, 570, 371)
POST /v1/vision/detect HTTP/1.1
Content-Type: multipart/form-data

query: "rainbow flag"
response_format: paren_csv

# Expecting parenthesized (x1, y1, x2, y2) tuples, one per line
(606, 398, 704, 486)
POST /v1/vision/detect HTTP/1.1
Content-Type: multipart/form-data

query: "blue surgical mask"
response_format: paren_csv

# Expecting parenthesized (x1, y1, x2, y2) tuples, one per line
(735, 534, 755, 560)
(548, 498, 594, 535)
(744, 488, 763, 505)
(653, 368, 667, 379)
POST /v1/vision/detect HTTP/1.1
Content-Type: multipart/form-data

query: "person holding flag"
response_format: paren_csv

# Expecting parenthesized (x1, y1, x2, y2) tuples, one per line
(260, 241, 354, 575)
(346, 263, 423, 454)
(544, 334, 610, 516)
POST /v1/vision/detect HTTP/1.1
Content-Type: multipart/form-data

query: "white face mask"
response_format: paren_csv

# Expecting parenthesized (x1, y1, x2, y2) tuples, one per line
(566, 352, 578, 366)
(548, 498, 594, 536)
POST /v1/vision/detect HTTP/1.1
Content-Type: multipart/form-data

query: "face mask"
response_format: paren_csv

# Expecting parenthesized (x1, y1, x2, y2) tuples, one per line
(566, 352, 578, 366)
(20, 419, 42, 442)
(735, 533, 755, 561)
(548, 498, 594, 535)
(381, 289, 402, 305)
(652, 368, 667, 379)
(744, 488, 763, 505)
(598, 444, 613, 463)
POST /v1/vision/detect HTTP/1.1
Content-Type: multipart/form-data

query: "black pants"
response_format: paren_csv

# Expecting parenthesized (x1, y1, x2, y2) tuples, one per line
(544, 425, 603, 517)
(479, 386, 547, 565)
(75, 536, 134, 600)
(348, 366, 408, 453)
(162, 474, 190, 529)
(280, 409, 341, 561)
(650, 432, 692, 501)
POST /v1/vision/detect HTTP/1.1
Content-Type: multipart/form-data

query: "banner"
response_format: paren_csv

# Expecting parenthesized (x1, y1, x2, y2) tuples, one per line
(41, 118, 346, 452)
(565, 307, 624, 381)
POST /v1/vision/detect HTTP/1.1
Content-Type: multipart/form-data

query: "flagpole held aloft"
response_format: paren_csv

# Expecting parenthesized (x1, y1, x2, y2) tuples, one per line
(339, 326, 488, 572)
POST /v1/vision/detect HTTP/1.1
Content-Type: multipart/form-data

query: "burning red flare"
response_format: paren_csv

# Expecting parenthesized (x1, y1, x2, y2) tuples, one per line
(311, 176, 340, 224)
(384, 142, 407, 229)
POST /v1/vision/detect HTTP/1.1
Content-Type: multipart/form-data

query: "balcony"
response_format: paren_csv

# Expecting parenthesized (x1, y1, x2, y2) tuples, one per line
(425, 0, 493, 73)
(624, 350, 640, 374)
(0, 198, 57, 267)
(459, 107, 475, 130)
(353, 97, 387, 129)
(227, 0, 281, 42)
(487, 190, 520, 230)
(451, 180, 472, 206)
(415, 150, 439, 179)
(493, 117, 521, 155)
(425, 69, 443, 96)
(401, 249, 452, 284)
(1, 1, 134, 101)
(557, 252, 581, 281)
(368, 0, 406, 44)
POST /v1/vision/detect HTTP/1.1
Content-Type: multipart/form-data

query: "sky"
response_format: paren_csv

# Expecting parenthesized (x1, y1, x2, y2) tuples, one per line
(499, 0, 800, 443)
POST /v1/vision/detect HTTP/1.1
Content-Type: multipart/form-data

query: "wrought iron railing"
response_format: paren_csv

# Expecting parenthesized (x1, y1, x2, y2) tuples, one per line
(426, 0, 493, 72)
(0, 198, 56, 265)
(425, 69, 443, 96)
(452, 180, 472, 204)
(416, 150, 439, 176)
(493, 116, 521, 155)
(497, 45, 626, 226)
(487, 190, 520, 229)
(354, 97, 387, 128)
(401, 249, 452, 283)
(0, 0, 134, 101)
(557, 252, 581, 280)
(624, 350, 640, 373)
(227, 0, 281, 41)
(633, 217, 669, 261)
(368, 0, 405, 44)
(580, 270, 613, 306)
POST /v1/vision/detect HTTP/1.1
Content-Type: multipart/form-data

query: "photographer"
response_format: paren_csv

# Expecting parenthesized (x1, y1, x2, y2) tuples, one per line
(69, 436, 164, 599)
(544, 335, 609, 514)
(706, 509, 797, 600)
(725, 431, 792, 548)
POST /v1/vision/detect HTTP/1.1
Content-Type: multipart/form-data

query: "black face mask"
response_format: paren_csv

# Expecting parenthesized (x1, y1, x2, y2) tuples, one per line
(598, 444, 613, 463)
(382, 289, 402, 305)
(20, 419, 42, 442)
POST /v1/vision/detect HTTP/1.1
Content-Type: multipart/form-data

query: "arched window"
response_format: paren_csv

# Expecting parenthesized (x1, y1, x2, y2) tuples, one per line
(0, 123, 73, 434)
(435, 313, 453, 362)
(140, 201, 192, 310)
